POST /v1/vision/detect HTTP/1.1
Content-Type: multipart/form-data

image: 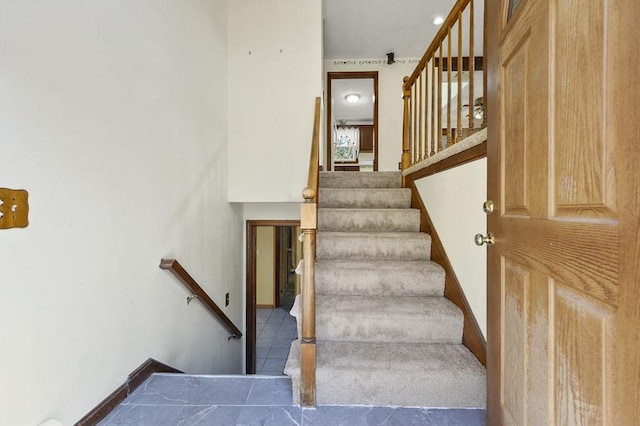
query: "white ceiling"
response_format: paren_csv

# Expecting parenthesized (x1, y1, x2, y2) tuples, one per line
(325, 0, 484, 124)
(332, 78, 375, 122)
(323, 0, 459, 59)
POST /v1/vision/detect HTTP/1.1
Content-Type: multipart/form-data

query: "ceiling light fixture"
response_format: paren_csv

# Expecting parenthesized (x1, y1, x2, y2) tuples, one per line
(433, 16, 445, 25)
(345, 94, 360, 104)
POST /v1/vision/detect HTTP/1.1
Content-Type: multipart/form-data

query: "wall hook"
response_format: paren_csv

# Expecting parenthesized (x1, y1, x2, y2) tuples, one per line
(186, 294, 199, 305)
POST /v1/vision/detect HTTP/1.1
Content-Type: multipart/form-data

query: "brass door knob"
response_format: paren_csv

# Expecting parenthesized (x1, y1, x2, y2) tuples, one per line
(483, 200, 494, 214)
(474, 232, 495, 246)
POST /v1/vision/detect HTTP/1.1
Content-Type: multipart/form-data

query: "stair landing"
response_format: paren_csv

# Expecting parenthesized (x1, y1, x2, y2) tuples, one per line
(99, 374, 486, 425)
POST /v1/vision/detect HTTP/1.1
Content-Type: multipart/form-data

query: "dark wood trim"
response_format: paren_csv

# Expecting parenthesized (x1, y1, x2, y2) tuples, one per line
(246, 220, 300, 374)
(403, 147, 487, 366)
(274, 227, 280, 308)
(246, 221, 257, 374)
(159, 259, 242, 339)
(75, 358, 182, 426)
(404, 140, 486, 182)
(326, 71, 379, 172)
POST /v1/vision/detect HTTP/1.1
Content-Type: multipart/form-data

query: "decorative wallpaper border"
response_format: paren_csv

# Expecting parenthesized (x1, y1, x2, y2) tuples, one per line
(330, 58, 421, 66)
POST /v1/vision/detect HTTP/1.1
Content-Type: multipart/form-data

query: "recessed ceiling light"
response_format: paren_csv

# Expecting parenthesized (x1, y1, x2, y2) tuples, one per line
(433, 16, 445, 25)
(345, 94, 360, 104)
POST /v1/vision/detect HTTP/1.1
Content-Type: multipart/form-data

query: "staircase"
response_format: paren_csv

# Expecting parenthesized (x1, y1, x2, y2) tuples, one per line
(285, 171, 486, 407)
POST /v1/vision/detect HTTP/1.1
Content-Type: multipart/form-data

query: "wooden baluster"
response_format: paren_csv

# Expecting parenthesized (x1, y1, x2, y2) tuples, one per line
(423, 67, 429, 160)
(401, 76, 411, 170)
(457, 12, 463, 142)
(446, 27, 453, 148)
(412, 84, 417, 164)
(437, 43, 443, 153)
(418, 72, 423, 161)
(469, 0, 475, 133)
(431, 56, 436, 156)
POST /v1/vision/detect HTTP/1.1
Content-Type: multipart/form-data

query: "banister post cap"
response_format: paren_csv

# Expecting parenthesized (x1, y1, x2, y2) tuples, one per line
(302, 187, 316, 201)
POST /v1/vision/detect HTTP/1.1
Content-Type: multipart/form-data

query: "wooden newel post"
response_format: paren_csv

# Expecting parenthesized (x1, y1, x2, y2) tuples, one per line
(300, 192, 317, 407)
(401, 76, 411, 170)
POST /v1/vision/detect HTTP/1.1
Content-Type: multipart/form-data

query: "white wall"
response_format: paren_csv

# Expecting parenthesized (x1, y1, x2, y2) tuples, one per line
(0, 1, 243, 424)
(414, 159, 487, 337)
(228, 0, 323, 202)
(325, 58, 420, 171)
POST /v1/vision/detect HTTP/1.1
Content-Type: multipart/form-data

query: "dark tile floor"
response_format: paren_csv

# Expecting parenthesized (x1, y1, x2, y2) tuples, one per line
(99, 375, 487, 426)
(256, 307, 297, 375)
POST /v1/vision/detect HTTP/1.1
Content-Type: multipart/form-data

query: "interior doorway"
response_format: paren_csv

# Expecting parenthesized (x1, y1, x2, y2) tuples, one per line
(246, 220, 301, 374)
(326, 71, 379, 171)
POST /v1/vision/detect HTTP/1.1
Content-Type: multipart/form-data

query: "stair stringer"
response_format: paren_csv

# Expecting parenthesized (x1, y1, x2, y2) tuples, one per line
(404, 144, 488, 367)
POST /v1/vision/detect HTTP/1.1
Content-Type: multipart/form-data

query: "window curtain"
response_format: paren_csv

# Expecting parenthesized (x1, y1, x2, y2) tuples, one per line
(335, 127, 360, 161)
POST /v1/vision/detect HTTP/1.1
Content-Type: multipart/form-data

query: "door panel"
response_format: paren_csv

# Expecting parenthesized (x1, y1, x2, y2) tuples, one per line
(487, 0, 639, 424)
(553, 0, 615, 218)
(553, 283, 613, 425)
(501, 36, 530, 217)
(501, 258, 529, 425)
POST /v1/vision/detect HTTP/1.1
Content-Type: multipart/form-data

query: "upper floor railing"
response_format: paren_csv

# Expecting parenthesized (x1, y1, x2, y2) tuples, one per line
(401, 0, 485, 170)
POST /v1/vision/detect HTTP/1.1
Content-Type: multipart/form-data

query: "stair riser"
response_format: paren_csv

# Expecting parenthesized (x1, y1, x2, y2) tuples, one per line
(316, 313, 462, 343)
(317, 233, 431, 261)
(318, 209, 421, 232)
(319, 171, 402, 189)
(314, 372, 486, 407)
(285, 341, 487, 408)
(315, 262, 445, 297)
(318, 188, 412, 209)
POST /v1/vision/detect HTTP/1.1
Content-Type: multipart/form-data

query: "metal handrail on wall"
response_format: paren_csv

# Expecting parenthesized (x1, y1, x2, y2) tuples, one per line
(401, 0, 486, 170)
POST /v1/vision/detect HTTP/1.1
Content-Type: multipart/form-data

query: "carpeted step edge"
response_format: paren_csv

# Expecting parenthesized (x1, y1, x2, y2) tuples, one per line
(315, 260, 445, 297)
(318, 188, 412, 209)
(315, 295, 462, 344)
(319, 171, 402, 189)
(317, 232, 432, 260)
(318, 208, 421, 232)
(284, 340, 486, 408)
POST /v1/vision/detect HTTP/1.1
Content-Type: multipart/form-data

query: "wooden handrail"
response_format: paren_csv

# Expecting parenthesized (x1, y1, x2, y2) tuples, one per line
(404, 0, 472, 91)
(303, 97, 322, 203)
(159, 258, 242, 339)
(401, 0, 485, 170)
(299, 96, 321, 407)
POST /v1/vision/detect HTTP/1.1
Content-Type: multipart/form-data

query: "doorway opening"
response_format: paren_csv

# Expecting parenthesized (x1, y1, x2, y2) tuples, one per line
(246, 220, 301, 374)
(326, 71, 379, 171)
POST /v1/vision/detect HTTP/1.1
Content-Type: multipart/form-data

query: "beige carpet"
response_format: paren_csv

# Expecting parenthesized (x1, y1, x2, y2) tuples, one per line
(284, 171, 485, 408)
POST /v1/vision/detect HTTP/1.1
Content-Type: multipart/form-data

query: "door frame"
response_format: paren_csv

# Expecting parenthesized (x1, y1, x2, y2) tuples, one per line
(326, 71, 379, 171)
(245, 219, 300, 374)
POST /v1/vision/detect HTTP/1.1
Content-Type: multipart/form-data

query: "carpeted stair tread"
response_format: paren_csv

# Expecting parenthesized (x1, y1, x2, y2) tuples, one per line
(315, 259, 445, 296)
(285, 171, 486, 409)
(318, 208, 420, 232)
(316, 295, 462, 343)
(319, 171, 401, 188)
(316, 231, 431, 260)
(318, 188, 412, 209)
(285, 340, 486, 407)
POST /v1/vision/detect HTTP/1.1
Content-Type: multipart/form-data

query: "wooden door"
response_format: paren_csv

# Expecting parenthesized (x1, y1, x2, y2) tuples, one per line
(486, 0, 640, 424)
